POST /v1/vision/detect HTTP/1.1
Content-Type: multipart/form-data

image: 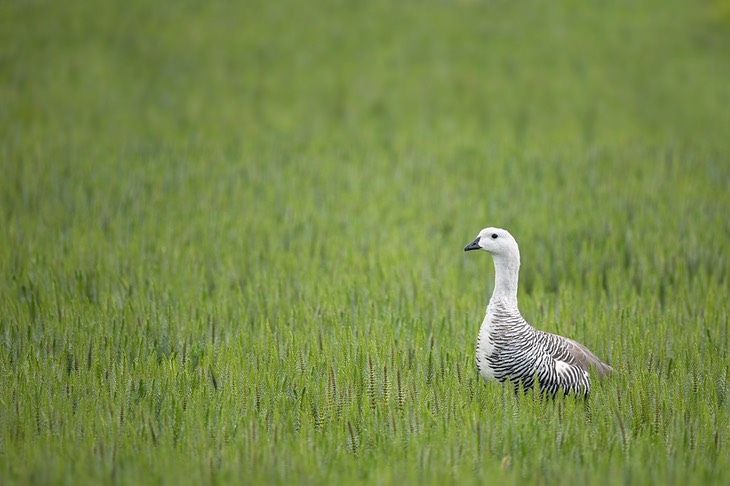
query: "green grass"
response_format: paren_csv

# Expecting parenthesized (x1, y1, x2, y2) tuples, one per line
(1, 0, 730, 484)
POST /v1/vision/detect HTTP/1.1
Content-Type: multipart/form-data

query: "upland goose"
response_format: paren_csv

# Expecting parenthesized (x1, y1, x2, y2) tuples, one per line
(464, 227, 613, 396)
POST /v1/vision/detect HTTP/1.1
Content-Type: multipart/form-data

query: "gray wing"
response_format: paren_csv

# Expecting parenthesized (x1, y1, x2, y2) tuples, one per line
(556, 334, 614, 380)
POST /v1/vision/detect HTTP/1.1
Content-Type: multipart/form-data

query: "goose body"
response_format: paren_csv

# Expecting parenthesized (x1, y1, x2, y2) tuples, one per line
(465, 227, 613, 397)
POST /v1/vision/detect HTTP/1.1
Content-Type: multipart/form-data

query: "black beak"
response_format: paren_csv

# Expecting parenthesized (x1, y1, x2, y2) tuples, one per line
(464, 237, 481, 252)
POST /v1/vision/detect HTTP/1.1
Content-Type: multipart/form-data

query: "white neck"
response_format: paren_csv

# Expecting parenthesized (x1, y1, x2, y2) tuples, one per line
(489, 251, 520, 307)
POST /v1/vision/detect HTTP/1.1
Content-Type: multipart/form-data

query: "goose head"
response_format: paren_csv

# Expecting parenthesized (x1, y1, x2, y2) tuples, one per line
(464, 227, 520, 261)
(465, 227, 521, 301)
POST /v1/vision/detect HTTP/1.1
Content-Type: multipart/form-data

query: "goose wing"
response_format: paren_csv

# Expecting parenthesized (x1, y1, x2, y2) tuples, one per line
(556, 334, 614, 379)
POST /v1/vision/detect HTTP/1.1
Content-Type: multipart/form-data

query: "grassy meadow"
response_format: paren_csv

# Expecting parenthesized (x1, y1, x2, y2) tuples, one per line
(2, 0, 730, 484)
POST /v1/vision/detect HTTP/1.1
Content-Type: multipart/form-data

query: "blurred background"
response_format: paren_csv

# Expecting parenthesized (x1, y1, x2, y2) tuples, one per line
(4, 0, 730, 146)
(2, 0, 729, 298)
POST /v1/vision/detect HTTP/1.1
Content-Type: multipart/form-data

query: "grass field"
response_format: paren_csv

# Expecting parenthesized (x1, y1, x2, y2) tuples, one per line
(2, 0, 730, 484)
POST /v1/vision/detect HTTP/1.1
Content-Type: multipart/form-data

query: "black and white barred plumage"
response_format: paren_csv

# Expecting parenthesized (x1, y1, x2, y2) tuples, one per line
(465, 227, 613, 397)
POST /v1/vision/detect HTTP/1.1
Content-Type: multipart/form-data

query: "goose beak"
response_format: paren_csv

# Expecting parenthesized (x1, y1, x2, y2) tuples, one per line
(464, 237, 481, 251)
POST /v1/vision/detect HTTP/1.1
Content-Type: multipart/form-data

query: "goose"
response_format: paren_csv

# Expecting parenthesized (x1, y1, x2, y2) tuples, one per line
(464, 227, 613, 397)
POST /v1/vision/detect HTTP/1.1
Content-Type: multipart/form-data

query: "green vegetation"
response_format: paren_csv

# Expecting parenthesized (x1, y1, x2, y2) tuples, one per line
(1, 0, 729, 484)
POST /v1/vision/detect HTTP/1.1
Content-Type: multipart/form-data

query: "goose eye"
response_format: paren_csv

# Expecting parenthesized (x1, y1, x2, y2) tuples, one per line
(491, 233, 498, 239)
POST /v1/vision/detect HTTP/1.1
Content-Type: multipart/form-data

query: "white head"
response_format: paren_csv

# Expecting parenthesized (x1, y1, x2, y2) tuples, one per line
(464, 227, 521, 303)
(463, 227, 519, 259)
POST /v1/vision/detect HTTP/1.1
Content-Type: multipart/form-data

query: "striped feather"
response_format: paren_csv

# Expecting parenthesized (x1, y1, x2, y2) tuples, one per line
(476, 301, 613, 397)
